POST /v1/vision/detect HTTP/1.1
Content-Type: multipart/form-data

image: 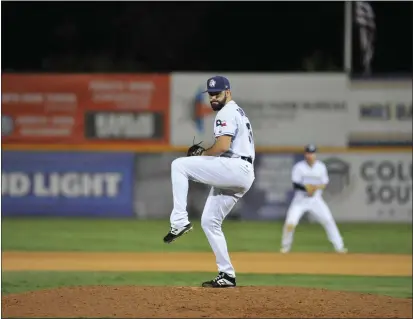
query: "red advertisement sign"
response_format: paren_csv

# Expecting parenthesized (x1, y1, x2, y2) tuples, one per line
(1, 74, 170, 145)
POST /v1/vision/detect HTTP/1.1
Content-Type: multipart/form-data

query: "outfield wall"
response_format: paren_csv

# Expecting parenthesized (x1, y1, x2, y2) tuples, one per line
(2, 73, 411, 222)
(2, 150, 411, 222)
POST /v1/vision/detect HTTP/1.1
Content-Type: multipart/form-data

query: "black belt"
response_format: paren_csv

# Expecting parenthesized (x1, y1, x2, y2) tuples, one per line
(220, 154, 253, 164)
(240, 156, 253, 164)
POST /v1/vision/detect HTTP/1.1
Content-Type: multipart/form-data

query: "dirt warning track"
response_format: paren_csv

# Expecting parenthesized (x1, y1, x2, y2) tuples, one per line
(2, 251, 412, 276)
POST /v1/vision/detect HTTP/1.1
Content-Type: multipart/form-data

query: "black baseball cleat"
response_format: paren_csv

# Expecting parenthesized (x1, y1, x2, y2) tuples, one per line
(163, 223, 193, 244)
(201, 272, 236, 288)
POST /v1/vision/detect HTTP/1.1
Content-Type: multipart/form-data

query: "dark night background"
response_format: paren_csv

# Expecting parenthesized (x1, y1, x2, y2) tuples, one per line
(2, 1, 412, 75)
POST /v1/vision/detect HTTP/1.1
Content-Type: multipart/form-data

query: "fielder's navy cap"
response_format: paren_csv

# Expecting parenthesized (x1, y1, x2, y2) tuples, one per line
(203, 76, 231, 93)
(305, 144, 317, 153)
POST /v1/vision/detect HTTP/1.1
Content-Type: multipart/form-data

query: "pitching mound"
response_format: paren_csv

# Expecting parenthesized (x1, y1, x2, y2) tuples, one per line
(2, 286, 412, 318)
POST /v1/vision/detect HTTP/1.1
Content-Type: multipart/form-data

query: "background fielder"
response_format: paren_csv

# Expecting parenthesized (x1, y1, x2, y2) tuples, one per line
(281, 144, 347, 253)
(163, 75, 256, 288)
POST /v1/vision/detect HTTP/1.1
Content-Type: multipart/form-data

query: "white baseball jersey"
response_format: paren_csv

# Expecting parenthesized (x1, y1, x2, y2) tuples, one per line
(283, 159, 346, 252)
(213, 100, 255, 161)
(292, 160, 329, 198)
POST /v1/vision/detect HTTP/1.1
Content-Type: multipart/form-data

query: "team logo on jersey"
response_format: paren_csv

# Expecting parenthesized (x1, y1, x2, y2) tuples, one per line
(215, 119, 227, 127)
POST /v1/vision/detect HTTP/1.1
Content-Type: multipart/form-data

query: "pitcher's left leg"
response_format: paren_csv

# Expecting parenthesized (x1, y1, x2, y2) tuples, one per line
(311, 199, 346, 252)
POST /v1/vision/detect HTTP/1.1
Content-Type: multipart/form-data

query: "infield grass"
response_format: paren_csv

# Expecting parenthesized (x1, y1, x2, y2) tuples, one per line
(2, 218, 412, 254)
(2, 271, 412, 298)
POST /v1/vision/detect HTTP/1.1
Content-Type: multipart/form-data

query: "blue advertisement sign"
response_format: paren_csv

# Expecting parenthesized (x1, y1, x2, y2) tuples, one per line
(2, 151, 135, 217)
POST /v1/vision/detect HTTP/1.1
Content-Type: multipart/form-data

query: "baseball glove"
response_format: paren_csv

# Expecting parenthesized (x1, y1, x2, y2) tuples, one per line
(187, 140, 205, 157)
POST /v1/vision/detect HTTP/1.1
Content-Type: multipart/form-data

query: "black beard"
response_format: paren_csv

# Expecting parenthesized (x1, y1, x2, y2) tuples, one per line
(210, 99, 226, 111)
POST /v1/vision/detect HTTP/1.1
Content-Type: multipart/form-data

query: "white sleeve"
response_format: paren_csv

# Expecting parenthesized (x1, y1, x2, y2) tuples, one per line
(214, 109, 237, 137)
(291, 164, 302, 183)
(321, 164, 329, 184)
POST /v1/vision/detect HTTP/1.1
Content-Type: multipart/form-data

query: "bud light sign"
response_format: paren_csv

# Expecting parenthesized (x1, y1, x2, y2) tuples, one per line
(2, 151, 135, 217)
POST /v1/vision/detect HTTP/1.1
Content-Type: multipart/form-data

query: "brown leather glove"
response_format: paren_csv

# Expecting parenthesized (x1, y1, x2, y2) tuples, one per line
(187, 141, 205, 156)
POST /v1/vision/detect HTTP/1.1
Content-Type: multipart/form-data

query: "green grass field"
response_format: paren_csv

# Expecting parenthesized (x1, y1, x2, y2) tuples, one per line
(3, 272, 411, 298)
(3, 218, 412, 253)
(2, 218, 412, 298)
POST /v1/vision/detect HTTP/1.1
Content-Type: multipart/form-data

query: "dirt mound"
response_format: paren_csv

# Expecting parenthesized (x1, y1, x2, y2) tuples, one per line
(2, 286, 412, 318)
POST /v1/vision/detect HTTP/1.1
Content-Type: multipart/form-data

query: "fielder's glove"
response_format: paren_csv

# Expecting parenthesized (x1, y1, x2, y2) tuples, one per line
(305, 184, 317, 197)
(187, 140, 205, 157)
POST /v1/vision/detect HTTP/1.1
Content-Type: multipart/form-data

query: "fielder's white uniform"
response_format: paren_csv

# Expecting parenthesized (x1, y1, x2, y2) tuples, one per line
(170, 100, 255, 277)
(281, 159, 346, 252)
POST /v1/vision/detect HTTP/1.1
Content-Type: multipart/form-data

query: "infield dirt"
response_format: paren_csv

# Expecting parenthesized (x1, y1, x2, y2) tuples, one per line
(2, 252, 412, 318)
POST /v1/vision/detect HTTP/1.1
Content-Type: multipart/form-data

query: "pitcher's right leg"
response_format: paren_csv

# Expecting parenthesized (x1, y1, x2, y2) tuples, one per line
(165, 156, 251, 244)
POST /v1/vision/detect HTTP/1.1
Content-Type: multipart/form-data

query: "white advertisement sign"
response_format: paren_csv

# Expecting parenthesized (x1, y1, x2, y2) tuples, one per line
(347, 81, 412, 146)
(318, 152, 412, 222)
(171, 73, 349, 147)
(170, 73, 412, 147)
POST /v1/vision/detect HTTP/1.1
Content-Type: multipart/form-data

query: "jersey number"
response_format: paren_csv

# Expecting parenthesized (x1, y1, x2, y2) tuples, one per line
(246, 122, 254, 144)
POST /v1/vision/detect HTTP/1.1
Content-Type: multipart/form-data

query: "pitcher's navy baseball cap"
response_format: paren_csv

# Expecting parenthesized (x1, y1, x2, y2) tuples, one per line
(305, 144, 317, 153)
(203, 76, 231, 93)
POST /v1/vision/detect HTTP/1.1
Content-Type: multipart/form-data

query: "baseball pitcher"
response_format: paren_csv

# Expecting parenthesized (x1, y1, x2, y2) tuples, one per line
(163, 76, 255, 288)
(280, 144, 348, 253)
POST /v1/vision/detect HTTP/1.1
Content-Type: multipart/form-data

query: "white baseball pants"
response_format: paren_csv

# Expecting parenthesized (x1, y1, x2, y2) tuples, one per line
(170, 156, 255, 277)
(281, 196, 345, 251)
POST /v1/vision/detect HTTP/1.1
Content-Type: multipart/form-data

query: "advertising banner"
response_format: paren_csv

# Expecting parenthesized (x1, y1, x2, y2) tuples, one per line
(347, 80, 412, 146)
(171, 73, 349, 147)
(170, 73, 412, 147)
(318, 152, 412, 222)
(4, 150, 409, 221)
(2, 151, 135, 217)
(1, 74, 170, 145)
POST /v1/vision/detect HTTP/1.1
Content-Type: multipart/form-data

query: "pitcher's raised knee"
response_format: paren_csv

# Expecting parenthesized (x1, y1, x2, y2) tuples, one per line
(171, 157, 186, 171)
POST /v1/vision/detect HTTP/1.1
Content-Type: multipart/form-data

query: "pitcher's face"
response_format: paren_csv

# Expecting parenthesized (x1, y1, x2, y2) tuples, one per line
(208, 90, 228, 111)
